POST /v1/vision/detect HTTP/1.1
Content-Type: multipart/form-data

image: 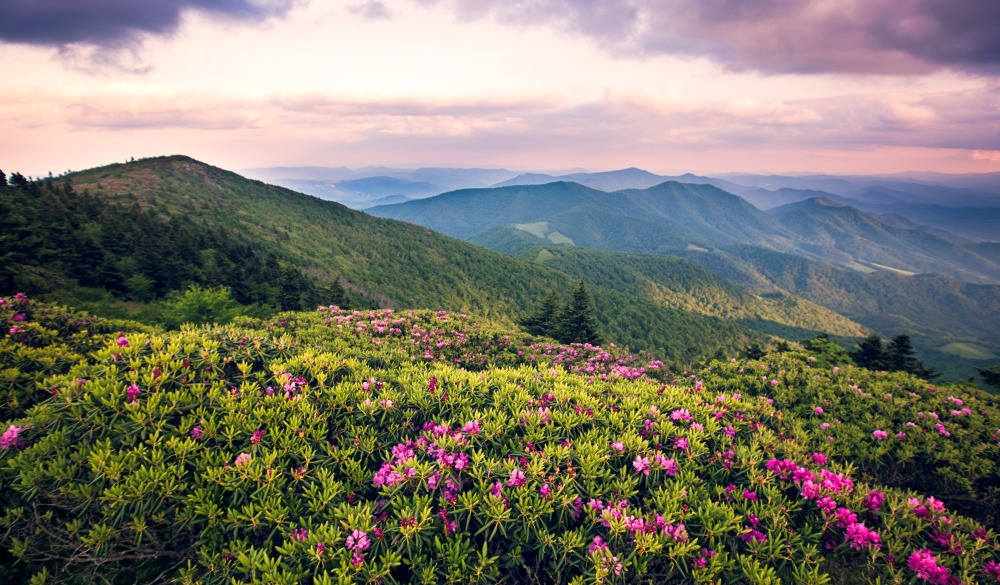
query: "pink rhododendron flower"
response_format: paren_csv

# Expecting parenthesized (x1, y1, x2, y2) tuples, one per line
(1, 425, 23, 450)
(872, 430, 888, 440)
(507, 468, 526, 488)
(908, 549, 951, 584)
(234, 452, 251, 467)
(633, 456, 651, 475)
(191, 426, 203, 440)
(670, 409, 693, 422)
(345, 529, 371, 552)
(844, 523, 881, 550)
(863, 490, 885, 511)
(251, 429, 264, 444)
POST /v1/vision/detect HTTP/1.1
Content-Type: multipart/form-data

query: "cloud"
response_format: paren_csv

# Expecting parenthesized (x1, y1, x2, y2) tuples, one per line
(349, 1, 392, 20)
(22, 82, 1000, 159)
(0, 0, 295, 48)
(424, 0, 1000, 75)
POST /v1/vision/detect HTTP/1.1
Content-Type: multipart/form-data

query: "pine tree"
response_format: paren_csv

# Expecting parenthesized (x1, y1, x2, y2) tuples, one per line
(850, 334, 888, 371)
(885, 335, 918, 373)
(556, 281, 602, 345)
(519, 290, 561, 337)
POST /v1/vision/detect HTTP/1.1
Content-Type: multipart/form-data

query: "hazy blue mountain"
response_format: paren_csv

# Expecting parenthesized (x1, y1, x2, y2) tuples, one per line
(493, 167, 751, 195)
(335, 176, 442, 198)
(240, 166, 521, 208)
(369, 180, 795, 252)
(717, 173, 1000, 208)
(718, 183, 1000, 242)
(767, 198, 1000, 281)
(491, 168, 665, 190)
(359, 194, 412, 208)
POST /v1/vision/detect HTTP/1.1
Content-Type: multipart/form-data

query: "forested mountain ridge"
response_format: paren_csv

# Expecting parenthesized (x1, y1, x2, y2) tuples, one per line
(370, 180, 1000, 283)
(369, 180, 797, 251)
(0, 155, 831, 368)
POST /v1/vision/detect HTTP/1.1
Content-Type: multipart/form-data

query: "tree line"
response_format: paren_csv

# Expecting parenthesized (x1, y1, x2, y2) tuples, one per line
(0, 171, 349, 318)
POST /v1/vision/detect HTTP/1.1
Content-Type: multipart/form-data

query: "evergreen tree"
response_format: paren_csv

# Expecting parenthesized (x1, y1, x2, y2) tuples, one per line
(850, 334, 888, 371)
(8, 172, 27, 188)
(0, 169, 6, 187)
(519, 290, 561, 337)
(556, 281, 602, 345)
(885, 335, 918, 373)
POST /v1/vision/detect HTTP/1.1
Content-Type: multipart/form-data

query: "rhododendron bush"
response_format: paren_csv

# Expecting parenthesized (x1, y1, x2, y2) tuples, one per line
(1, 298, 999, 584)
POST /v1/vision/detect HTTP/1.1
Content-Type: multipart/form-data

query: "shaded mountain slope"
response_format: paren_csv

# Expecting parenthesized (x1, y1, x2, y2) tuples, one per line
(678, 245, 1000, 349)
(769, 198, 1000, 281)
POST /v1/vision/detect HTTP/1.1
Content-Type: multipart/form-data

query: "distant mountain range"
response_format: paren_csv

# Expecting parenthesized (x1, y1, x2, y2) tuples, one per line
(241, 165, 523, 208)
(368, 181, 1000, 283)
(249, 164, 1000, 242)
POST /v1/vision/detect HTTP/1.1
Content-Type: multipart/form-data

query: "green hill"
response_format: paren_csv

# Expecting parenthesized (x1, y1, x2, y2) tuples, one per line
(0, 156, 775, 368)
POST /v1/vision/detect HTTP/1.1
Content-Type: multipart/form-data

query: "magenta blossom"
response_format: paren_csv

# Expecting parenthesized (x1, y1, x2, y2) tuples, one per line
(633, 456, 651, 476)
(234, 452, 252, 467)
(908, 549, 951, 584)
(1, 425, 23, 450)
(346, 529, 371, 552)
(507, 468, 526, 488)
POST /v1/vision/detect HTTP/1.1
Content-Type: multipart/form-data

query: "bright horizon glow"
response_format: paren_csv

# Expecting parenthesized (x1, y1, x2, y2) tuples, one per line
(1, 1, 999, 178)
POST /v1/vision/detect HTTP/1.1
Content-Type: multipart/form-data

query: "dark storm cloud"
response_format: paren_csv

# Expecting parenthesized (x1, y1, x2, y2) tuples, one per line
(0, 0, 294, 47)
(436, 0, 1000, 74)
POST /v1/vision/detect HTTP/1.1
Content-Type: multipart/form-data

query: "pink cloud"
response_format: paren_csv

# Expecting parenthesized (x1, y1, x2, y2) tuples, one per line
(424, 0, 1000, 75)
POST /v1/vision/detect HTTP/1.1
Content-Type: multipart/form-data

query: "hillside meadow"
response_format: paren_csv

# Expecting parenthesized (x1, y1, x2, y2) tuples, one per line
(2, 294, 999, 584)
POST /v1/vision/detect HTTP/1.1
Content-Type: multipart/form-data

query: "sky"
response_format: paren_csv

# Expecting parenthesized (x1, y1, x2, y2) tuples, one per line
(2, 0, 1000, 177)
